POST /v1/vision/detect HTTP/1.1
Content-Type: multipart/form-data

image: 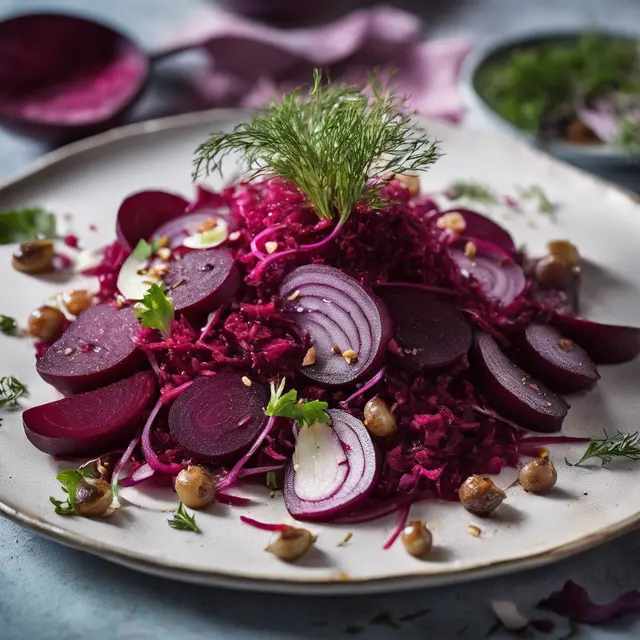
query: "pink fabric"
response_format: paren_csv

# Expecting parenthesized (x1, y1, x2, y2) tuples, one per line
(167, 5, 473, 123)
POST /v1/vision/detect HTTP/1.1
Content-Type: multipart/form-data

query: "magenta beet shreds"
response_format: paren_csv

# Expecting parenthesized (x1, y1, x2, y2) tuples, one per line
(70, 178, 563, 503)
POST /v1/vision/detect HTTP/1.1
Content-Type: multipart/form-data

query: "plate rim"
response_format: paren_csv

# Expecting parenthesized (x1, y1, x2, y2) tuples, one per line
(1, 107, 639, 594)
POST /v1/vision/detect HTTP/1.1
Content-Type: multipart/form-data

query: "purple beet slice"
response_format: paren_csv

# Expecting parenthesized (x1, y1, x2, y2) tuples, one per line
(437, 208, 516, 253)
(279, 264, 392, 387)
(164, 247, 240, 321)
(36, 304, 144, 396)
(521, 323, 600, 394)
(23, 372, 156, 457)
(377, 284, 472, 372)
(116, 190, 189, 250)
(550, 314, 640, 365)
(0, 14, 149, 140)
(474, 332, 569, 433)
(168, 373, 269, 462)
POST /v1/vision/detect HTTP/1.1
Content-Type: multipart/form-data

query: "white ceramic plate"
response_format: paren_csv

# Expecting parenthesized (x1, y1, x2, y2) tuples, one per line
(1, 110, 639, 594)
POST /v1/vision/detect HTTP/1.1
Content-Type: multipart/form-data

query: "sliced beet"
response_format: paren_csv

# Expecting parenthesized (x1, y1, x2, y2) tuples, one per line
(36, 304, 144, 395)
(165, 248, 240, 321)
(116, 190, 188, 250)
(451, 239, 526, 309)
(437, 208, 516, 253)
(0, 14, 149, 140)
(550, 314, 640, 365)
(168, 373, 269, 462)
(474, 332, 569, 433)
(23, 372, 156, 457)
(521, 323, 600, 394)
(284, 409, 378, 522)
(279, 265, 392, 386)
(377, 284, 472, 372)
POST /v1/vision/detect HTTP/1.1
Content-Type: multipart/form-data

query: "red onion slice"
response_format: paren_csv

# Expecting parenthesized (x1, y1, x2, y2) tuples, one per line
(280, 265, 392, 386)
(451, 240, 526, 309)
(284, 409, 378, 521)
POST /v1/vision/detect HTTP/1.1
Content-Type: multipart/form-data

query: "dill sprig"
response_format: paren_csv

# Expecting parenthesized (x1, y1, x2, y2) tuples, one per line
(570, 431, 640, 467)
(168, 502, 200, 533)
(193, 70, 441, 223)
(0, 376, 28, 423)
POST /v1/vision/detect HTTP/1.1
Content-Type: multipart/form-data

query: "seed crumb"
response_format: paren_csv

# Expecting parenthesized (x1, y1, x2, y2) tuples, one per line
(331, 345, 342, 354)
(158, 235, 170, 249)
(228, 231, 241, 241)
(116, 296, 126, 309)
(411, 348, 419, 356)
(337, 532, 353, 547)
(241, 376, 252, 387)
(150, 264, 169, 278)
(468, 524, 481, 538)
(286, 289, 300, 301)
(264, 241, 278, 254)
(302, 347, 316, 366)
(464, 241, 477, 258)
(294, 463, 300, 472)
(198, 218, 219, 233)
(342, 349, 359, 365)
(171, 278, 186, 290)
(63, 347, 73, 356)
(157, 247, 172, 261)
(558, 338, 574, 351)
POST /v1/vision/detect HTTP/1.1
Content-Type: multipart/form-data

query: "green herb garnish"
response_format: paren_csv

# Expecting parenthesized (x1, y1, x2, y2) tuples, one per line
(519, 184, 558, 216)
(194, 70, 441, 223)
(168, 502, 200, 532)
(49, 469, 85, 516)
(0, 315, 18, 336)
(265, 378, 330, 429)
(447, 180, 498, 205)
(134, 283, 174, 337)
(0, 207, 56, 244)
(266, 471, 278, 491)
(0, 376, 27, 423)
(132, 238, 161, 261)
(569, 431, 640, 467)
(616, 117, 640, 155)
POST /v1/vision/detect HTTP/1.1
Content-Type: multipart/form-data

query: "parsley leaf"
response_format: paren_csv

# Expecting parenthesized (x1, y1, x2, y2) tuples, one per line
(49, 469, 84, 516)
(0, 207, 56, 244)
(132, 238, 161, 261)
(134, 283, 174, 337)
(168, 502, 200, 532)
(0, 315, 18, 336)
(265, 378, 330, 429)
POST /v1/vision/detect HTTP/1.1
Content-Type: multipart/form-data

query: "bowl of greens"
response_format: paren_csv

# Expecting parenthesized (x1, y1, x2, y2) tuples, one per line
(463, 31, 640, 167)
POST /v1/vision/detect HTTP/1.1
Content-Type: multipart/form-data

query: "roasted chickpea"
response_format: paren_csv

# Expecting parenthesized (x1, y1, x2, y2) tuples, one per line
(459, 475, 506, 516)
(175, 465, 216, 509)
(12, 240, 54, 274)
(401, 521, 433, 558)
(266, 526, 315, 562)
(519, 457, 557, 493)
(546, 240, 580, 268)
(75, 479, 113, 517)
(534, 254, 574, 290)
(28, 305, 66, 341)
(63, 289, 94, 316)
(363, 397, 397, 437)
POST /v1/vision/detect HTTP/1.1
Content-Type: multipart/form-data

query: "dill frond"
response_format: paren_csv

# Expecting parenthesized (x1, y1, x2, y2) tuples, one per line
(193, 70, 441, 223)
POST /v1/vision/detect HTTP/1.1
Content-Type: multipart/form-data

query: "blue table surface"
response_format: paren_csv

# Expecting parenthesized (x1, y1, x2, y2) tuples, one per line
(0, 1, 639, 638)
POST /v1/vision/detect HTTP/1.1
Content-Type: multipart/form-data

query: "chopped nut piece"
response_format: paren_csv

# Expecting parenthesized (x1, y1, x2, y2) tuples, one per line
(63, 347, 73, 356)
(395, 173, 420, 197)
(150, 264, 169, 278)
(302, 347, 316, 366)
(116, 295, 126, 309)
(342, 349, 359, 365)
(241, 376, 252, 387)
(411, 348, 419, 356)
(198, 218, 219, 232)
(228, 231, 241, 241)
(436, 212, 467, 233)
(464, 241, 477, 258)
(264, 241, 278, 254)
(157, 247, 172, 261)
(286, 289, 300, 301)
(331, 345, 342, 354)
(558, 338, 574, 351)
(158, 235, 170, 249)
(266, 526, 315, 562)
(468, 524, 481, 538)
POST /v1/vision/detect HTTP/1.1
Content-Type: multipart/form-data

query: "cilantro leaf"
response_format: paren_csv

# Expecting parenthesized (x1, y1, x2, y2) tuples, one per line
(0, 207, 56, 244)
(134, 283, 174, 337)
(132, 238, 162, 261)
(49, 469, 85, 516)
(265, 379, 330, 429)
(168, 502, 200, 532)
(0, 315, 18, 336)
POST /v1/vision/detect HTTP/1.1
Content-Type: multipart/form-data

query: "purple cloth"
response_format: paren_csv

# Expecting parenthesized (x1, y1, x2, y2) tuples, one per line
(162, 5, 473, 123)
